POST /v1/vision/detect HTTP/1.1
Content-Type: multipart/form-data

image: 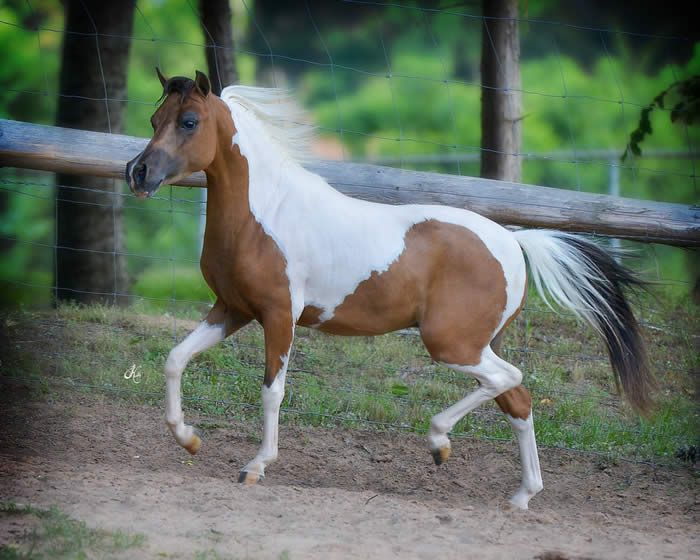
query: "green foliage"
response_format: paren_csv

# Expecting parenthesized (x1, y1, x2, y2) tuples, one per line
(0, 3, 62, 124)
(132, 264, 214, 308)
(623, 74, 700, 160)
(0, 3, 698, 305)
(0, 172, 54, 307)
(307, 47, 699, 202)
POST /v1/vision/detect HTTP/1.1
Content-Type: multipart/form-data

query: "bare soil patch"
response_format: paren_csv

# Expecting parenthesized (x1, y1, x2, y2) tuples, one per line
(0, 384, 697, 559)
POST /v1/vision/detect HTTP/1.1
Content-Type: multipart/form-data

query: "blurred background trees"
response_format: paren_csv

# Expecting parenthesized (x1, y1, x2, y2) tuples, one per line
(0, 0, 697, 308)
(198, 0, 238, 94)
(54, 0, 133, 304)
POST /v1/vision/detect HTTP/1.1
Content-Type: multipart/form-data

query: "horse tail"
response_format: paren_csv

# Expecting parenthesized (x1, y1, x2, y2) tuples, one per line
(513, 229, 655, 414)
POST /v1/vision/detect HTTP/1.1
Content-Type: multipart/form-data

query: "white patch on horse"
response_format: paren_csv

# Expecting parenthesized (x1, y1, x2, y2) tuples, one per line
(220, 88, 525, 337)
(164, 321, 226, 447)
(241, 351, 290, 479)
(505, 413, 543, 509)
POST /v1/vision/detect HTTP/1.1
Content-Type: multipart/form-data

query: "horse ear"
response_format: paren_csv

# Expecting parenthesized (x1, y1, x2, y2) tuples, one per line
(156, 67, 168, 88)
(195, 70, 211, 97)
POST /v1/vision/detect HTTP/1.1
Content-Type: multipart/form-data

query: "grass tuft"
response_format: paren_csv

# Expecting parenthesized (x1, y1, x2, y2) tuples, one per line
(0, 501, 145, 559)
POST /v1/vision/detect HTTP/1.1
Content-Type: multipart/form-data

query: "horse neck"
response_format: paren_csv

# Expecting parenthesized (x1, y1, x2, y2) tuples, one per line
(201, 101, 254, 234)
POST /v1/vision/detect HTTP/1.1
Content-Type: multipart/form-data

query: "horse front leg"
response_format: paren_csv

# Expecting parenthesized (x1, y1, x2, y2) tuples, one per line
(238, 312, 294, 485)
(165, 302, 250, 454)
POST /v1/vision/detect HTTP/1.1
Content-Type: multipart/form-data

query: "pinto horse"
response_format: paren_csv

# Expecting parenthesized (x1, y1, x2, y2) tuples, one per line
(126, 70, 654, 509)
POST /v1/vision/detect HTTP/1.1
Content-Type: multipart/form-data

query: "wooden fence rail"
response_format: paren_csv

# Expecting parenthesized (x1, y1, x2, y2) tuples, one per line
(1, 119, 698, 247)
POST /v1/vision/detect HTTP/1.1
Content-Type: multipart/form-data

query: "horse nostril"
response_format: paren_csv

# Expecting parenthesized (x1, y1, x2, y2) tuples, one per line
(136, 163, 147, 185)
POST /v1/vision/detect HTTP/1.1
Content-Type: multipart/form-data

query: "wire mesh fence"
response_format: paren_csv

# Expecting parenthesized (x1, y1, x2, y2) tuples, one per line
(1, 295, 696, 468)
(0, 1, 697, 465)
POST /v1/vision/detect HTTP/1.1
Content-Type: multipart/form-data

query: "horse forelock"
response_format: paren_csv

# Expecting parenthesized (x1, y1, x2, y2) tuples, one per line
(158, 76, 197, 104)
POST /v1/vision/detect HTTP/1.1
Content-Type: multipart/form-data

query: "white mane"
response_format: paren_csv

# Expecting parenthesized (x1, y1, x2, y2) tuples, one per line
(219, 85, 316, 163)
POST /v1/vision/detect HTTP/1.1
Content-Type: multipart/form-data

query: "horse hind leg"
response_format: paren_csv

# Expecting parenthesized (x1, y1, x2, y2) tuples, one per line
(491, 333, 543, 509)
(494, 386, 543, 509)
(425, 346, 523, 468)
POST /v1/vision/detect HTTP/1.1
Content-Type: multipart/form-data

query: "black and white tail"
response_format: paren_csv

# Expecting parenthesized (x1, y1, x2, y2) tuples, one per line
(514, 229, 655, 414)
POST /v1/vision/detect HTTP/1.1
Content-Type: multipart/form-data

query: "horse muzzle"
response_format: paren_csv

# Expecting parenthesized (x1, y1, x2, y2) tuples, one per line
(126, 148, 178, 199)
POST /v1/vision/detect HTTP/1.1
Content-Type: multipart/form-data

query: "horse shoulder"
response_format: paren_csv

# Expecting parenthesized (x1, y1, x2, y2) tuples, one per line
(200, 216, 295, 319)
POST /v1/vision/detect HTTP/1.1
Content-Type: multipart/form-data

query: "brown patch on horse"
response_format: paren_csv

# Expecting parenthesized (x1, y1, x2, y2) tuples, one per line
(494, 384, 532, 420)
(414, 221, 507, 366)
(204, 299, 253, 337)
(298, 305, 324, 327)
(298, 259, 420, 335)
(194, 95, 294, 388)
(298, 220, 507, 366)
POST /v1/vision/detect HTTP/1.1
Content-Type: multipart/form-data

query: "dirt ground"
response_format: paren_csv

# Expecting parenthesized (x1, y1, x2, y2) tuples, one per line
(0, 384, 697, 560)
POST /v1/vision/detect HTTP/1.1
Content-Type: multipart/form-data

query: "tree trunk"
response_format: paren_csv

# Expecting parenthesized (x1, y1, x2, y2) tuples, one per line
(55, 0, 133, 305)
(480, 0, 522, 182)
(198, 0, 238, 95)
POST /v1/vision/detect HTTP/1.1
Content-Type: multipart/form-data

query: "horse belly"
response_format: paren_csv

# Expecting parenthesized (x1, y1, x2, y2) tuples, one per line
(297, 250, 423, 335)
(296, 224, 440, 335)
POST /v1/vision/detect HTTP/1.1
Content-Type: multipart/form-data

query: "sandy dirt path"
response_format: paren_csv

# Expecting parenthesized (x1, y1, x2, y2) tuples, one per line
(1, 387, 697, 559)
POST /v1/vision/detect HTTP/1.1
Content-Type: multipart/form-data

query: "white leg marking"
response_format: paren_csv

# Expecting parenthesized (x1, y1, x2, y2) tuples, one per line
(241, 352, 290, 479)
(428, 347, 522, 453)
(164, 321, 226, 448)
(507, 412, 544, 510)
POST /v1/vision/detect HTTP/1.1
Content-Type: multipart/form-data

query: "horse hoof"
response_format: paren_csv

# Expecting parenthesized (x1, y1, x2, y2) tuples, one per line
(431, 446, 451, 466)
(183, 434, 202, 455)
(507, 497, 529, 511)
(238, 471, 261, 485)
(508, 489, 536, 510)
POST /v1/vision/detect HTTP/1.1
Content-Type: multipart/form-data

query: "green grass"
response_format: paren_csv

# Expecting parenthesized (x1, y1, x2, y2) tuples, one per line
(132, 265, 215, 309)
(0, 502, 145, 559)
(1, 292, 697, 462)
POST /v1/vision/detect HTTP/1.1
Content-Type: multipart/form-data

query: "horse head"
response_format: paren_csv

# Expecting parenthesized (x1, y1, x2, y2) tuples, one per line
(126, 68, 219, 198)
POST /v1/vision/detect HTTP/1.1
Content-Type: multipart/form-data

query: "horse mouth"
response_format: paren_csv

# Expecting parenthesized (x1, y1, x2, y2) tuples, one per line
(132, 179, 163, 199)
(126, 156, 167, 199)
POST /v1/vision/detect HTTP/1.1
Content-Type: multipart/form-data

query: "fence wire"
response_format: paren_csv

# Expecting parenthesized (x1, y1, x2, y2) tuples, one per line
(0, 1, 697, 465)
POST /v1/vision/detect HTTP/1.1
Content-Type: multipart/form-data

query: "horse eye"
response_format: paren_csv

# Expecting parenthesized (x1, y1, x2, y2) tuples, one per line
(182, 119, 198, 130)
